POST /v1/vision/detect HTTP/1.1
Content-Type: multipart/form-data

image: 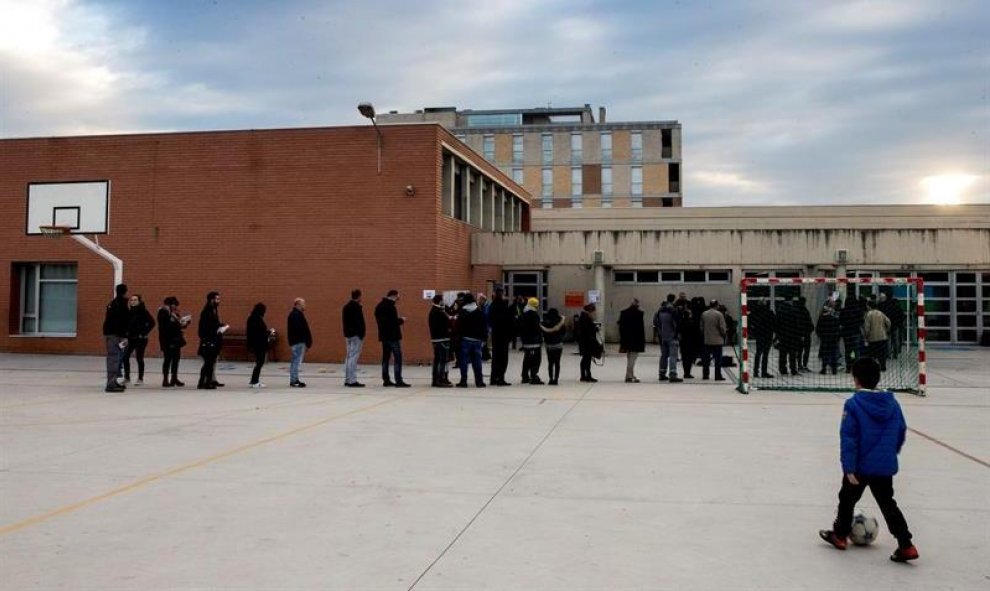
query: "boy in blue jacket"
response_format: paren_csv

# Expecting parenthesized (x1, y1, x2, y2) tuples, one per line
(819, 357, 919, 562)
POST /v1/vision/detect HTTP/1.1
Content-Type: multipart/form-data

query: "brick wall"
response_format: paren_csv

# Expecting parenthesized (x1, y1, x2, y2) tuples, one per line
(1, 125, 518, 363)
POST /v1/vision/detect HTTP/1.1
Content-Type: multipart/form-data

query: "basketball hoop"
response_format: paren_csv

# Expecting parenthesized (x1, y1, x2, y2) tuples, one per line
(38, 225, 72, 239)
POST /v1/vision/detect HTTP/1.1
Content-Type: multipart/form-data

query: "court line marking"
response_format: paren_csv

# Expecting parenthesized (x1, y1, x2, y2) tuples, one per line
(0, 395, 404, 536)
(908, 427, 990, 469)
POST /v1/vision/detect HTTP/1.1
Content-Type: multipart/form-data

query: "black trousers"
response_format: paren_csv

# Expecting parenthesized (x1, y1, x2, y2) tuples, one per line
(778, 345, 799, 375)
(546, 347, 562, 383)
(865, 340, 888, 371)
(801, 336, 812, 367)
(521, 347, 542, 381)
(580, 354, 593, 379)
(754, 338, 772, 376)
(681, 345, 697, 377)
(162, 345, 181, 382)
(199, 349, 219, 386)
(250, 348, 266, 384)
(123, 338, 148, 380)
(490, 335, 510, 384)
(833, 474, 912, 547)
(431, 341, 450, 385)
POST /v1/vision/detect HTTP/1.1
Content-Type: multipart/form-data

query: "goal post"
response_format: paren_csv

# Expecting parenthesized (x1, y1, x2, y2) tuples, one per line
(738, 277, 926, 396)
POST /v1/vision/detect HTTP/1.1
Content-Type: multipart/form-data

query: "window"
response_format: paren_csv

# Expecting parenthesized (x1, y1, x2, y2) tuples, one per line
(454, 134, 466, 143)
(482, 135, 495, 160)
(631, 166, 643, 195)
(16, 263, 78, 335)
(571, 167, 582, 196)
(600, 132, 612, 162)
(542, 133, 553, 163)
(512, 167, 523, 184)
(570, 133, 582, 163)
(601, 166, 613, 196)
(465, 113, 522, 127)
(631, 131, 642, 162)
(512, 134, 523, 164)
(614, 271, 635, 283)
(542, 167, 553, 198)
(661, 128, 673, 159)
(637, 271, 659, 283)
(669, 162, 681, 192)
(615, 269, 731, 285)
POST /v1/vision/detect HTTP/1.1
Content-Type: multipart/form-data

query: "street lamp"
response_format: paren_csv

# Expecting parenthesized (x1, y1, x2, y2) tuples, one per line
(358, 102, 382, 175)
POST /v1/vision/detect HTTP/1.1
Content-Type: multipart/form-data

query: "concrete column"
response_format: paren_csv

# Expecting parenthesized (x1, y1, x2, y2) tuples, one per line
(460, 164, 470, 222)
(494, 190, 505, 231)
(594, 262, 606, 326)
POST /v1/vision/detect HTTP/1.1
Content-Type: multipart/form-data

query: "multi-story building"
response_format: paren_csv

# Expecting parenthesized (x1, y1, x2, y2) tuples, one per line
(378, 104, 682, 209)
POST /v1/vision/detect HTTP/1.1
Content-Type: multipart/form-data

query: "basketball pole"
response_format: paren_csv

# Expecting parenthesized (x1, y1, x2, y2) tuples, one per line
(71, 234, 123, 292)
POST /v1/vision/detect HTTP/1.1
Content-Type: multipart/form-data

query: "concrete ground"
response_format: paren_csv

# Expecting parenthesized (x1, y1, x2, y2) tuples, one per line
(1, 344, 987, 590)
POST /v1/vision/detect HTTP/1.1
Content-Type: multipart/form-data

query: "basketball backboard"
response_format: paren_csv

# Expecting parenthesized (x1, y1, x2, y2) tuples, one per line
(26, 181, 110, 235)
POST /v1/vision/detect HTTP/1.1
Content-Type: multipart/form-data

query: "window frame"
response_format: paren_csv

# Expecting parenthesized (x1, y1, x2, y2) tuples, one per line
(17, 262, 78, 337)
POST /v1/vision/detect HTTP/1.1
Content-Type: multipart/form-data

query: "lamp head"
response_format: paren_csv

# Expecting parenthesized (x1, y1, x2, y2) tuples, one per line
(358, 102, 376, 119)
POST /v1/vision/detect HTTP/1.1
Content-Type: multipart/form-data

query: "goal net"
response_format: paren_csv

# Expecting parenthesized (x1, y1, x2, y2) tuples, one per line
(738, 277, 926, 395)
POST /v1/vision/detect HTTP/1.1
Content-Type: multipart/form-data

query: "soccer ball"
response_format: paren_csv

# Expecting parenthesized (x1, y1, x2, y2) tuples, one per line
(850, 513, 879, 546)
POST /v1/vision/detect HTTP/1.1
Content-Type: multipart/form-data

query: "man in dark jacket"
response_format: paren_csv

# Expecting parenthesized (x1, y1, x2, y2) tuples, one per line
(102, 283, 130, 392)
(287, 298, 312, 387)
(488, 288, 515, 386)
(428, 294, 453, 387)
(749, 299, 776, 379)
(197, 291, 228, 390)
(879, 293, 907, 359)
(456, 293, 488, 388)
(375, 290, 410, 387)
(840, 295, 866, 373)
(618, 298, 646, 383)
(796, 296, 815, 371)
(653, 295, 681, 383)
(342, 289, 366, 388)
(776, 298, 800, 376)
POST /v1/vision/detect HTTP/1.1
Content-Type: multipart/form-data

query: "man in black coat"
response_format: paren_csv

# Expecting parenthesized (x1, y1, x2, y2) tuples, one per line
(287, 298, 312, 387)
(839, 294, 866, 372)
(375, 290, 410, 387)
(488, 288, 515, 386)
(102, 283, 130, 392)
(749, 299, 776, 378)
(618, 298, 646, 383)
(428, 294, 452, 387)
(197, 291, 228, 389)
(342, 289, 366, 387)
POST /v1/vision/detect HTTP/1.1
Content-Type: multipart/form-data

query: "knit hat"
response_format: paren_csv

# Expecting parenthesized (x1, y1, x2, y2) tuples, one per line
(527, 297, 539, 308)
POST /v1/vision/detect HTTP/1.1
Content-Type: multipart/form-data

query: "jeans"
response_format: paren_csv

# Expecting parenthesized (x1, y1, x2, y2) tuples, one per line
(754, 337, 771, 376)
(123, 337, 148, 381)
(289, 342, 306, 383)
(345, 336, 363, 384)
(546, 346, 562, 383)
(250, 348, 266, 384)
(833, 474, 912, 547)
(105, 335, 125, 388)
(701, 344, 723, 379)
(660, 339, 679, 378)
(459, 339, 485, 385)
(432, 340, 450, 384)
(381, 340, 403, 383)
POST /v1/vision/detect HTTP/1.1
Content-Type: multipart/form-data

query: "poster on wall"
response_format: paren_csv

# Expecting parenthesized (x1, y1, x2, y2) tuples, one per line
(564, 291, 585, 308)
(587, 290, 601, 304)
(423, 290, 436, 300)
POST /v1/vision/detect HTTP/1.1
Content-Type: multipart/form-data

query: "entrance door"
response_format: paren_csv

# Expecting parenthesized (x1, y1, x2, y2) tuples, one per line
(502, 270, 548, 310)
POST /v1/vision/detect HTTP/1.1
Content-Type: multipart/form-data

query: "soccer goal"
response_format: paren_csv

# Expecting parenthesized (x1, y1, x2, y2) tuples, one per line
(738, 277, 926, 395)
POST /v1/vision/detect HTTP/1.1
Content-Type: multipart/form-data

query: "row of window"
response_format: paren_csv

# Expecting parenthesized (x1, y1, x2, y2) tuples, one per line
(614, 270, 732, 284)
(531, 166, 658, 197)
(477, 130, 674, 164)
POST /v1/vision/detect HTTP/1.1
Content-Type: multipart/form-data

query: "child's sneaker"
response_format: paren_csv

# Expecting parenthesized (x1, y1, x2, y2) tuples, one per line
(819, 530, 847, 550)
(890, 545, 919, 562)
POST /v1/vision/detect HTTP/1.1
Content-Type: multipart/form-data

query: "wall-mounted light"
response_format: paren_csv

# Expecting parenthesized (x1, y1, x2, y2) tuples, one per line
(405, 185, 416, 197)
(357, 102, 383, 175)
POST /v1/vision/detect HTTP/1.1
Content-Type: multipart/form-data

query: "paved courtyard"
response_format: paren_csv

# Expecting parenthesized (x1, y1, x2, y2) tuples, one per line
(1, 345, 987, 590)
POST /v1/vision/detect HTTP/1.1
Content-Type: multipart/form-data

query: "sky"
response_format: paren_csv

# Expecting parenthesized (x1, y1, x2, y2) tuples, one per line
(1, 0, 987, 207)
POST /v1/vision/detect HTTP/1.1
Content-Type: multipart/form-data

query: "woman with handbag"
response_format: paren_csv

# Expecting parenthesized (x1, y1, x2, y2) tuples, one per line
(577, 304, 600, 382)
(123, 294, 156, 385)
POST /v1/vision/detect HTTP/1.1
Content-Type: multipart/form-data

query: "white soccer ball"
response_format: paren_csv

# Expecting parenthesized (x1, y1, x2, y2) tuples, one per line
(850, 512, 879, 546)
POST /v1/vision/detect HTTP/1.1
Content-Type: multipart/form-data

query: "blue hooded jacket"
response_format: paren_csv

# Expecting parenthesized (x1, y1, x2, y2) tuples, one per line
(840, 389, 907, 476)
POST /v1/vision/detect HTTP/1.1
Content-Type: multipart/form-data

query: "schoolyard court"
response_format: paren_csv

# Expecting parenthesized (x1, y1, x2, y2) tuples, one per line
(1, 345, 987, 590)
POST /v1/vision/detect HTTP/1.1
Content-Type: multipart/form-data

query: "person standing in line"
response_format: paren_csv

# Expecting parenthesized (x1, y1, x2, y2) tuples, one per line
(287, 298, 312, 387)
(197, 291, 228, 390)
(776, 297, 800, 376)
(488, 288, 515, 386)
(518, 297, 544, 385)
(618, 298, 646, 383)
(818, 358, 919, 563)
(157, 297, 188, 387)
(429, 293, 453, 388)
(749, 298, 776, 379)
(540, 308, 566, 385)
(103, 283, 130, 393)
(247, 303, 274, 388)
(456, 293, 487, 388)
(879, 293, 907, 360)
(796, 296, 815, 371)
(863, 300, 892, 371)
(700, 299, 727, 381)
(342, 289, 366, 388)
(816, 301, 841, 375)
(577, 304, 600, 383)
(839, 294, 866, 373)
(478, 292, 492, 362)
(123, 294, 155, 386)
(375, 290, 410, 388)
(511, 294, 526, 350)
(676, 300, 697, 379)
(655, 295, 683, 383)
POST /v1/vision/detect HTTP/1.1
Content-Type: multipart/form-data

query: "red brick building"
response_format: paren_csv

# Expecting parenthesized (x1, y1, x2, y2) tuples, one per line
(1, 124, 530, 363)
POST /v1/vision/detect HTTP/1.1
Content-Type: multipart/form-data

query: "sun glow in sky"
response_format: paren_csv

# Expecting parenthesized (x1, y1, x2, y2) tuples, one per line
(921, 174, 978, 205)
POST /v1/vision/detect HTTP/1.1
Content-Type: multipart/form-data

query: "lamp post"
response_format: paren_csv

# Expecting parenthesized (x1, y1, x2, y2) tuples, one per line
(358, 102, 382, 175)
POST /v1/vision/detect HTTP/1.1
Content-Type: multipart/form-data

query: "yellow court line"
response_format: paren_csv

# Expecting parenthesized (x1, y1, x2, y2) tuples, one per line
(0, 395, 403, 536)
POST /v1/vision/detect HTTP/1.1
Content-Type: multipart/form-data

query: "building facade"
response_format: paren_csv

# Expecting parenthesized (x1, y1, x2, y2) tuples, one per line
(2, 124, 529, 363)
(378, 105, 682, 209)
